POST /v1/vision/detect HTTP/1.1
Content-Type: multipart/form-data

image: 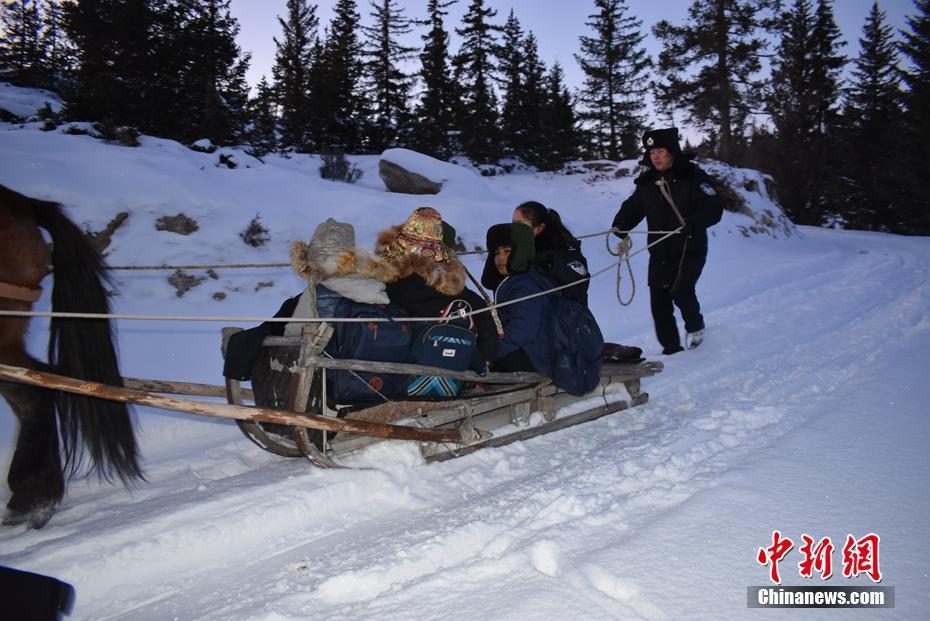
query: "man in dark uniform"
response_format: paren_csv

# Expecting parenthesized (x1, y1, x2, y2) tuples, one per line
(612, 128, 723, 354)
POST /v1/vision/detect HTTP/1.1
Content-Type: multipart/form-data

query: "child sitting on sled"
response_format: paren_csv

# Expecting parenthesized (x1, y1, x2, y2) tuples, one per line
(483, 222, 606, 395)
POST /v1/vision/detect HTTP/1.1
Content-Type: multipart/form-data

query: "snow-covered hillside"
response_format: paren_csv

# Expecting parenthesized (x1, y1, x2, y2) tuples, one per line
(1, 85, 928, 620)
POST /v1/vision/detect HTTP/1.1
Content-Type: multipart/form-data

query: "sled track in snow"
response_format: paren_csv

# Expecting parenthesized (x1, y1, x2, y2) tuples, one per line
(2, 234, 929, 619)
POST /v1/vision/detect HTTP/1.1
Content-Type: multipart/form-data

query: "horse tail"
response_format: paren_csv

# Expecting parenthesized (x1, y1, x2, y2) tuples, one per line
(31, 200, 143, 484)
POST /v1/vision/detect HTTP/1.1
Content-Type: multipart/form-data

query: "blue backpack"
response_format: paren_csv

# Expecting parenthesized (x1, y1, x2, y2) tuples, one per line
(325, 301, 413, 403)
(406, 300, 477, 398)
(549, 296, 604, 396)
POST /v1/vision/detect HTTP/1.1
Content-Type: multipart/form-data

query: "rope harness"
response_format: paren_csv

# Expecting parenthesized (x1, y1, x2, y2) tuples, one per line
(0, 282, 43, 303)
(655, 178, 690, 294)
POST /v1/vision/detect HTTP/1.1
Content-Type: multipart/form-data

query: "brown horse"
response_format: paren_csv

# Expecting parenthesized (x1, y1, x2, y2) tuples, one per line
(0, 185, 142, 529)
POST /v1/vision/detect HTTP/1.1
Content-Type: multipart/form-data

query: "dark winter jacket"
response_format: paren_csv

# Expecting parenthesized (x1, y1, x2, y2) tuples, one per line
(386, 274, 497, 366)
(612, 156, 723, 287)
(494, 266, 557, 374)
(223, 295, 300, 380)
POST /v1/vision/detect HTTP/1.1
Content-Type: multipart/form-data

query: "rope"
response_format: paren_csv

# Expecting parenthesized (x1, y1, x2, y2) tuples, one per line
(655, 178, 690, 294)
(464, 267, 505, 337)
(3, 228, 683, 324)
(108, 262, 291, 271)
(103, 228, 679, 270)
(607, 235, 635, 306)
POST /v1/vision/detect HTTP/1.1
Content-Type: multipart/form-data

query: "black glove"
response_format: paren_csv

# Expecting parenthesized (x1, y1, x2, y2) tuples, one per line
(683, 222, 696, 238)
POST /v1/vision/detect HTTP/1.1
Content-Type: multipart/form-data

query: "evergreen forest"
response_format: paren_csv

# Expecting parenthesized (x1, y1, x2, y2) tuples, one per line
(1, 0, 928, 234)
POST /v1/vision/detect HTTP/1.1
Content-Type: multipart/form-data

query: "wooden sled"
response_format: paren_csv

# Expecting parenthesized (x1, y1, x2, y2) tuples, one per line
(0, 325, 662, 471)
(223, 324, 663, 468)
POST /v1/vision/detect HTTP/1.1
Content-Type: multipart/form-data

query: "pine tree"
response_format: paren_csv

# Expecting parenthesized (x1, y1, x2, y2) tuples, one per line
(174, 0, 251, 145)
(248, 75, 279, 156)
(653, 0, 772, 163)
(361, 0, 415, 151)
(0, 0, 44, 87)
(517, 32, 547, 164)
(411, 0, 455, 158)
(305, 36, 329, 147)
(272, 0, 317, 150)
(497, 10, 524, 159)
(62, 0, 250, 144)
(536, 62, 577, 170)
(62, 0, 157, 128)
(836, 1, 903, 231)
(764, 0, 845, 225)
(811, 0, 845, 133)
(453, 0, 501, 164)
(40, 0, 74, 91)
(317, 0, 366, 151)
(575, 0, 650, 161)
(898, 0, 930, 234)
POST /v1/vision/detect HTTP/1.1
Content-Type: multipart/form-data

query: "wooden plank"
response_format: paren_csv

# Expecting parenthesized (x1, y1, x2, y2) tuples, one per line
(343, 383, 541, 423)
(329, 385, 556, 454)
(285, 354, 660, 386)
(422, 391, 649, 462)
(300, 356, 544, 385)
(123, 377, 253, 400)
(0, 362, 462, 444)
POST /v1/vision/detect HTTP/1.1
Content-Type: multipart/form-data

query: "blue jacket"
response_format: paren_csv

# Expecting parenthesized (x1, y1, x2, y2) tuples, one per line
(495, 266, 556, 374)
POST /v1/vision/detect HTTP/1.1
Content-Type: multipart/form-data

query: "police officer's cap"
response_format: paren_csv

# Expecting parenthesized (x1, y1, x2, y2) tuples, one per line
(642, 127, 682, 155)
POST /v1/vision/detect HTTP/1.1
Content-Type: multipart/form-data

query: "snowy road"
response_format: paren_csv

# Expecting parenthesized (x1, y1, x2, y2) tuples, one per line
(1, 109, 927, 619)
(3, 227, 927, 620)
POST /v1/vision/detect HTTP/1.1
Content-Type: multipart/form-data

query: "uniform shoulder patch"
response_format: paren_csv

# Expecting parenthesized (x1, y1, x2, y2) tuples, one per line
(700, 182, 717, 196)
(567, 260, 588, 276)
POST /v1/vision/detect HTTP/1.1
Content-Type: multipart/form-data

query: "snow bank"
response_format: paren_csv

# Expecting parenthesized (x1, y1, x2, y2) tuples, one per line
(0, 81, 61, 117)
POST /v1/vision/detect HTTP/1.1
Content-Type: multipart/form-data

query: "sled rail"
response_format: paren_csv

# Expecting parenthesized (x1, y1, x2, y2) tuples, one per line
(0, 363, 463, 444)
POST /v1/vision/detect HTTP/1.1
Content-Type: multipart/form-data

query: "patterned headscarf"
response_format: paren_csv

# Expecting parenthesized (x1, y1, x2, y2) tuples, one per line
(384, 207, 450, 263)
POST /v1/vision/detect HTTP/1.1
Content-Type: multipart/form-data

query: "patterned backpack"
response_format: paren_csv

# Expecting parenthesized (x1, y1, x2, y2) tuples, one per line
(406, 300, 477, 398)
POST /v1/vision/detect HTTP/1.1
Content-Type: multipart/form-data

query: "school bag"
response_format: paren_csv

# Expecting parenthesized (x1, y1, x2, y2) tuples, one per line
(325, 300, 413, 404)
(406, 300, 478, 398)
(549, 295, 604, 396)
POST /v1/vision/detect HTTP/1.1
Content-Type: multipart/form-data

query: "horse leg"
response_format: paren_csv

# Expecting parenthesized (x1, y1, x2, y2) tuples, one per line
(1, 368, 63, 529)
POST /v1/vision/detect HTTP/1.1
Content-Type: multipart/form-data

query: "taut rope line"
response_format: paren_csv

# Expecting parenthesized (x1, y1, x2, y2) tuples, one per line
(0, 228, 680, 324)
(103, 228, 677, 270)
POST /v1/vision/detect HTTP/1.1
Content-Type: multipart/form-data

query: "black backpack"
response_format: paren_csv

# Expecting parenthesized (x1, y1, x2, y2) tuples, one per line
(549, 295, 604, 396)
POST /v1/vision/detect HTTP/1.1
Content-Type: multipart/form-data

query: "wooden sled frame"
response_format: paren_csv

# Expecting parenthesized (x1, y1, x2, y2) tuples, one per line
(0, 325, 662, 471)
(223, 324, 663, 468)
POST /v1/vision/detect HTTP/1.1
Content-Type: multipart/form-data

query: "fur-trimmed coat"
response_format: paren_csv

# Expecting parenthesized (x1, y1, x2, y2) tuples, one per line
(292, 224, 496, 366)
(291, 224, 467, 297)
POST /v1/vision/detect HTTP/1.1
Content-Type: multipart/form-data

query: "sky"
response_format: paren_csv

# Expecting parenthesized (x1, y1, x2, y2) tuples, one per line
(229, 0, 918, 101)
(1, 82, 929, 619)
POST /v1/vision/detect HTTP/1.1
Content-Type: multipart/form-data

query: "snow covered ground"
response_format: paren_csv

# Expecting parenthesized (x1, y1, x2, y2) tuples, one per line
(1, 84, 928, 619)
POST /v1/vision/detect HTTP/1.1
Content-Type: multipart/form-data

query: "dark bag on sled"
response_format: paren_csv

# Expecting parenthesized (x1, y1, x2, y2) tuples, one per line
(550, 296, 604, 396)
(325, 301, 413, 403)
(406, 300, 478, 398)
